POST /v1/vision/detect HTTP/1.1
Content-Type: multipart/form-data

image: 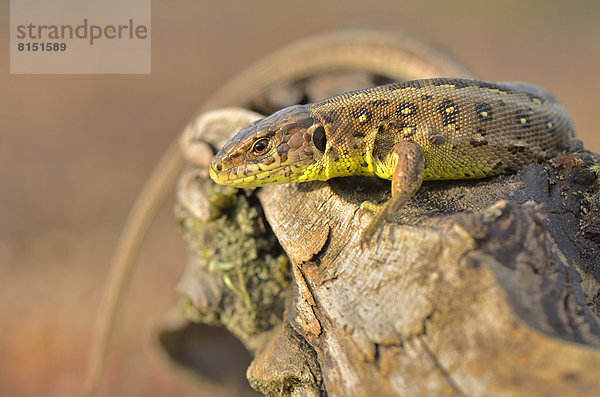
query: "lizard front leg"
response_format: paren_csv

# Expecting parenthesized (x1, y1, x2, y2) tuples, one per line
(361, 140, 425, 246)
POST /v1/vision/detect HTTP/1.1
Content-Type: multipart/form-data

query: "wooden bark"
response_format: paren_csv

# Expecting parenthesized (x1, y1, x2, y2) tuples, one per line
(167, 106, 600, 397)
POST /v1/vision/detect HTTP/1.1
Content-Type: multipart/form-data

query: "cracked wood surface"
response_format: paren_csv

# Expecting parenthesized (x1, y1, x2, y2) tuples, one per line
(258, 175, 600, 396)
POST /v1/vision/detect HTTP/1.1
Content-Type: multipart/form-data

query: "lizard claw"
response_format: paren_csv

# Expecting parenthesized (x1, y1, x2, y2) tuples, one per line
(359, 230, 374, 250)
(358, 200, 382, 249)
(359, 201, 389, 249)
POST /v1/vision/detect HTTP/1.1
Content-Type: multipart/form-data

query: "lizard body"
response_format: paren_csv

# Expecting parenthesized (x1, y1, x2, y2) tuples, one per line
(210, 78, 575, 242)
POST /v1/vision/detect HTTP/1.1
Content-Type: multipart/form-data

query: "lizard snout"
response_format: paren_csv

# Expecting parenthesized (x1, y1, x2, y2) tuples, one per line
(210, 155, 224, 172)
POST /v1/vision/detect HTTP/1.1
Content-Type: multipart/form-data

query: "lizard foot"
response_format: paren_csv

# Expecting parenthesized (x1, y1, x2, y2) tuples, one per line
(359, 200, 393, 249)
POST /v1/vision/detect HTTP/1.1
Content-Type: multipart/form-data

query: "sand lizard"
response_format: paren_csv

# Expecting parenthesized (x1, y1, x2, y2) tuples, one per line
(209, 78, 574, 243)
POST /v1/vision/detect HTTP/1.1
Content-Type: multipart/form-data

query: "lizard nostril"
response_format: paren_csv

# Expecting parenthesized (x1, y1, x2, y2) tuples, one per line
(215, 163, 223, 171)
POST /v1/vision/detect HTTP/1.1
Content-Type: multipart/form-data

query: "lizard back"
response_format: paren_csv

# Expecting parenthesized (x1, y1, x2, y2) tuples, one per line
(306, 78, 574, 180)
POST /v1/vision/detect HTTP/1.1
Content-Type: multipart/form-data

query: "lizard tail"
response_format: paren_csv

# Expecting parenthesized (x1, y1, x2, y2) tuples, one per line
(83, 141, 184, 397)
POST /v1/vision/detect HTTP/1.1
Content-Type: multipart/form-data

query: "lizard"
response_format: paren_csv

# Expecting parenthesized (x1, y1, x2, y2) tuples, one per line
(84, 30, 477, 395)
(209, 77, 575, 243)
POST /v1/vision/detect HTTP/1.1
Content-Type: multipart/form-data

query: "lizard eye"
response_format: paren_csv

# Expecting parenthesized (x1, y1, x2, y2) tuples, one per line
(313, 126, 327, 151)
(251, 138, 270, 155)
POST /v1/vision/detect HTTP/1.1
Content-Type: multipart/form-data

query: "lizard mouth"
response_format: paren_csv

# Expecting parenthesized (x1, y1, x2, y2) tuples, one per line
(209, 161, 301, 187)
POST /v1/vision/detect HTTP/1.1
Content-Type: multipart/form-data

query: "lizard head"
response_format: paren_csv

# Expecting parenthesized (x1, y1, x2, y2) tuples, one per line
(210, 105, 328, 187)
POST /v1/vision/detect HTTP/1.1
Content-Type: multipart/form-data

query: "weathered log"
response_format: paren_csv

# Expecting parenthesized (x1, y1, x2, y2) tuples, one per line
(167, 105, 600, 396)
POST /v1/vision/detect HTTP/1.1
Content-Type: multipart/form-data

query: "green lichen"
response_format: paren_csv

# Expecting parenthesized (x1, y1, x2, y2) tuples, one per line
(589, 162, 600, 181)
(584, 162, 600, 203)
(175, 183, 290, 341)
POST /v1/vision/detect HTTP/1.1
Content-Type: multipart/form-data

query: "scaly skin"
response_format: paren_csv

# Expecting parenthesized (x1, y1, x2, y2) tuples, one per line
(210, 78, 575, 243)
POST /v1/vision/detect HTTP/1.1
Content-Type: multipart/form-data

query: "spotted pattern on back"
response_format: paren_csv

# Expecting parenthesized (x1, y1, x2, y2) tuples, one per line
(305, 78, 573, 181)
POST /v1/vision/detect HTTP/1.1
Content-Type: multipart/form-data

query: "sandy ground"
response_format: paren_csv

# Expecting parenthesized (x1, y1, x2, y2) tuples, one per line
(1, 1, 599, 396)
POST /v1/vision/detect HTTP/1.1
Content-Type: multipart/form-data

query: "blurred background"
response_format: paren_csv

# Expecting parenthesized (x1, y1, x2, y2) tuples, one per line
(1, 0, 599, 396)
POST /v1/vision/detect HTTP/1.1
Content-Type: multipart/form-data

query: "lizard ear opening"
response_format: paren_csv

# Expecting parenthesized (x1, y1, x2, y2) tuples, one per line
(313, 126, 327, 152)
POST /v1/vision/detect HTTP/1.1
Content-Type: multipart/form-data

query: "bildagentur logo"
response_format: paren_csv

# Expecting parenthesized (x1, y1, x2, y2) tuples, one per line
(10, 0, 151, 74)
(15, 18, 149, 46)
